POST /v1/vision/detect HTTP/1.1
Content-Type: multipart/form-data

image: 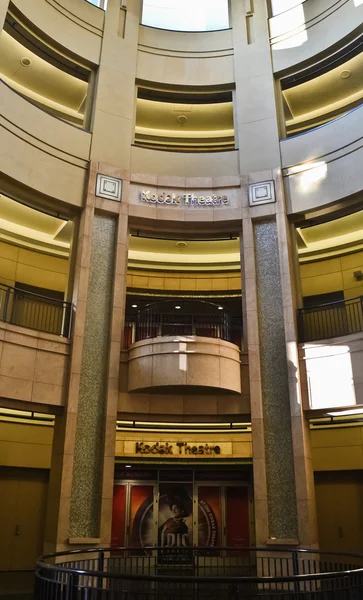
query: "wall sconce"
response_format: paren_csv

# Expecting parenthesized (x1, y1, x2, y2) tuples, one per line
(354, 270, 363, 281)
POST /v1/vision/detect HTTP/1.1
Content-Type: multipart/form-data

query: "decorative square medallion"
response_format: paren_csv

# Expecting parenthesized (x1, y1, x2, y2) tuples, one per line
(248, 180, 275, 206)
(96, 174, 122, 202)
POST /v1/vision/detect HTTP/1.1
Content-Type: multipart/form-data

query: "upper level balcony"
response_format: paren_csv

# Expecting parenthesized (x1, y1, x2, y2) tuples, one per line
(125, 299, 242, 394)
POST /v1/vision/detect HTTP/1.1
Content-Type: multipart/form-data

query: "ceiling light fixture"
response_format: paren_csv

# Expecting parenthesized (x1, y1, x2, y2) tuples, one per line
(218, 306, 223, 310)
(132, 304, 138, 308)
(340, 70, 351, 79)
(175, 305, 181, 309)
(20, 57, 31, 67)
(177, 115, 187, 124)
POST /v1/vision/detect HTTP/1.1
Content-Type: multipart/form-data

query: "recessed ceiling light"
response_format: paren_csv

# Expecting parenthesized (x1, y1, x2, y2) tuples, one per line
(132, 304, 138, 308)
(177, 115, 187, 124)
(218, 306, 223, 310)
(125, 465, 131, 468)
(340, 70, 351, 79)
(175, 305, 181, 309)
(20, 57, 31, 67)
(176, 241, 187, 249)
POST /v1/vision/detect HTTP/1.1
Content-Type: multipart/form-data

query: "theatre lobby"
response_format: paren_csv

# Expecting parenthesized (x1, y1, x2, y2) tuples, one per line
(1, 0, 363, 598)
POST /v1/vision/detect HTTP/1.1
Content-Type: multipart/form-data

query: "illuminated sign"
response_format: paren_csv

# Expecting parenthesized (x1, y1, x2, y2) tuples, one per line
(141, 191, 229, 207)
(135, 442, 221, 455)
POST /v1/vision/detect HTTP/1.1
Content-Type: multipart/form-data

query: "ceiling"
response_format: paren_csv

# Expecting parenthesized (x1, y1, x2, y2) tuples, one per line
(135, 97, 234, 150)
(283, 51, 363, 135)
(0, 31, 87, 123)
(297, 210, 363, 261)
(0, 195, 72, 257)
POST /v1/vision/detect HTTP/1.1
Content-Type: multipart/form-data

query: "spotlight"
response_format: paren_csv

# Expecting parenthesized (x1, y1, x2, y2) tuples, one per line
(175, 306, 181, 309)
(132, 304, 138, 308)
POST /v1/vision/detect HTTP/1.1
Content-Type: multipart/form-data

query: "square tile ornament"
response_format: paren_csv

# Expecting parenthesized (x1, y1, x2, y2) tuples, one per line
(248, 180, 276, 206)
(96, 174, 122, 202)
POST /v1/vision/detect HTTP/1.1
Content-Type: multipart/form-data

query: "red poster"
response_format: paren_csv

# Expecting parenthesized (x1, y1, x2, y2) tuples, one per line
(226, 486, 250, 548)
(111, 485, 126, 547)
(198, 486, 221, 547)
(130, 485, 154, 548)
(158, 484, 193, 547)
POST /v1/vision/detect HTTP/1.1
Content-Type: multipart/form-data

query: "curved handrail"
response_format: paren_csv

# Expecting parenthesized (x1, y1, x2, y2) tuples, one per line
(36, 545, 363, 583)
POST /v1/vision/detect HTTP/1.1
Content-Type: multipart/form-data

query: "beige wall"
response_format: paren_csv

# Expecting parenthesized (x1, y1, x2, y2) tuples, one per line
(137, 26, 234, 86)
(11, 0, 104, 64)
(0, 322, 71, 406)
(0, 421, 53, 469)
(271, 0, 363, 74)
(312, 425, 363, 471)
(300, 252, 363, 300)
(0, 82, 90, 208)
(127, 268, 241, 292)
(0, 240, 69, 291)
(282, 105, 363, 215)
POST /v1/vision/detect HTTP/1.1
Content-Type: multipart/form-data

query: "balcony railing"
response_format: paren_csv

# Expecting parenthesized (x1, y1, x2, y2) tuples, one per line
(297, 295, 363, 343)
(35, 546, 363, 599)
(0, 283, 72, 337)
(124, 300, 242, 348)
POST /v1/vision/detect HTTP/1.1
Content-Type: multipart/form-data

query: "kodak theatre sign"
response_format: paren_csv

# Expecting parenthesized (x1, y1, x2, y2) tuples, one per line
(136, 441, 221, 455)
(141, 191, 229, 207)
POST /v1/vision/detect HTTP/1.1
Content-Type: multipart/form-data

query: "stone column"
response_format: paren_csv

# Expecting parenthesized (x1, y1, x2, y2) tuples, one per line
(44, 164, 129, 551)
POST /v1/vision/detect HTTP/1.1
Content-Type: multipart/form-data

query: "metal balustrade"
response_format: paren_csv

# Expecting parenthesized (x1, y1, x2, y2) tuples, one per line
(124, 299, 242, 348)
(0, 283, 72, 337)
(297, 295, 363, 343)
(35, 546, 363, 599)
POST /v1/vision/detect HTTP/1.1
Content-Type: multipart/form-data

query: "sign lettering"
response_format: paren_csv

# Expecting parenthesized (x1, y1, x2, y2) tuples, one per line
(135, 442, 221, 455)
(141, 191, 229, 207)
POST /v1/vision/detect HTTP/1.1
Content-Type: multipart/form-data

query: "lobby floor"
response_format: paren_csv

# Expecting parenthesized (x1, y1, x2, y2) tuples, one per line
(0, 571, 34, 600)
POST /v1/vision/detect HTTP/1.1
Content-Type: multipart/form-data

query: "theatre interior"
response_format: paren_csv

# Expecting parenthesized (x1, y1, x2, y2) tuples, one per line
(1, 0, 363, 597)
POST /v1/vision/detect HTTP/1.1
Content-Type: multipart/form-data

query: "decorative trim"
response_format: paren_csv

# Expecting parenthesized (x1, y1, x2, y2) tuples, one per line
(96, 174, 122, 201)
(248, 180, 275, 206)
(68, 537, 101, 545)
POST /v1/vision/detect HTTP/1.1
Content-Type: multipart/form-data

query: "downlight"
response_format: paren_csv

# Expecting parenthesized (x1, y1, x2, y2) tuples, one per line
(340, 70, 351, 79)
(20, 57, 32, 67)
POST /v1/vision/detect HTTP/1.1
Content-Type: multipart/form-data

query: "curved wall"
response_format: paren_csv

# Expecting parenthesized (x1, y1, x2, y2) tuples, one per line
(271, 0, 363, 74)
(128, 336, 242, 393)
(0, 322, 70, 407)
(281, 106, 363, 214)
(0, 81, 90, 207)
(11, 0, 104, 65)
(137, 26, 234, 86)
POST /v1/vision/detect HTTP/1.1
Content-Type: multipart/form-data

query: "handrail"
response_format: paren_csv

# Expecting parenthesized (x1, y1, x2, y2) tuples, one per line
(297, 294, 363, 342)
(0, 283, 72, 337)
(36, 546, 363, 584)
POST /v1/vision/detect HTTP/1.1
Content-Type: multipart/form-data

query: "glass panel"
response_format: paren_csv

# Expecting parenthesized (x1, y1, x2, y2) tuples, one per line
(158, 483, 193, 547)
(130, 485, 154, 548)
(225, 486, 250, 548)
(142, 0, 229, 32)
(111, 484, 126, 547)
(198, 486, 221, 547)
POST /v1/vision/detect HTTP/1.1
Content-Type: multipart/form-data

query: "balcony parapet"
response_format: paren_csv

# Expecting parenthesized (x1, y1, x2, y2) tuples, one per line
(127, 335, 241, 393)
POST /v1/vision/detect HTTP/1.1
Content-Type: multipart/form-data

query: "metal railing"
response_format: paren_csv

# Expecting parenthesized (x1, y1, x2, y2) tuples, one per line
(35, 546, 363, 599)
(0, 283, 72, 337)
(125, 300, 242, 348)
(297, 295, 363, 343)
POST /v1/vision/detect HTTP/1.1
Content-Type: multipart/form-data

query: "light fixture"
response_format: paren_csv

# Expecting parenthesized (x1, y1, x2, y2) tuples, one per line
(218, 306, 223, 310)
(175, 305, 181, 309)
(20, 57, 31, 67)
(354, 271, 363, 281)
(340, 70, 351, 79)
(132, 304, 138, 308)
(125, 465, 131, 468)
(177, 115, 187, 124)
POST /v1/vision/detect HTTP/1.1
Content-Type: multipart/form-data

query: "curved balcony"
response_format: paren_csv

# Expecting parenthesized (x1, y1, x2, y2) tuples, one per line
(126, 300, 242, 393)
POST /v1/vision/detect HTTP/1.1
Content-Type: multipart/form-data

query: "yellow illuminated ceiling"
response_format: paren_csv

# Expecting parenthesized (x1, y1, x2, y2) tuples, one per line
(283, 51, 363, 135)
(297, 211, 363, 261)
(128, 236, 240, 271)
(0, 31, 88, 123)
(135, 97, 234, 150)
(0, 195, 72, 257)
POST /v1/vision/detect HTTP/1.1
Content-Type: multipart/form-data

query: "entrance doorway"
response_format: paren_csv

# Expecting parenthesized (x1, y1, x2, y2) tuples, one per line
(0, 468, 49, 570)
(111, 468, 253, 550)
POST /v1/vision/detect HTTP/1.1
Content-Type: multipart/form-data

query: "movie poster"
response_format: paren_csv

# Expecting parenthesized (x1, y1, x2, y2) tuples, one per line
(158, 484, 193, 547)
(198, 486, 221, 547)
(130, 485, 154, 548)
